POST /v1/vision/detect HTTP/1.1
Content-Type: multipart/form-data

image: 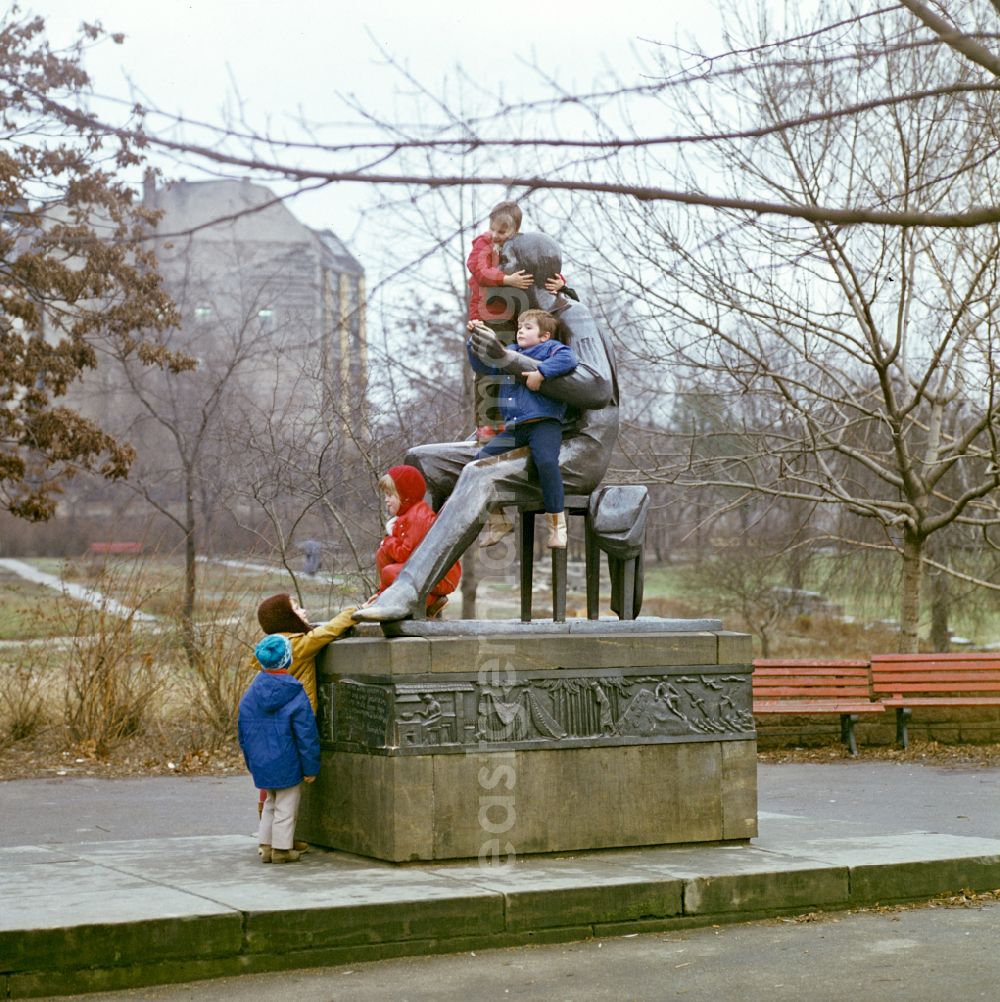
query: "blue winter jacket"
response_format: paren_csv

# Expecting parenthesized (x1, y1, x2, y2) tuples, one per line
(237, 672, 321, 790)
(466, 338, 578, 427)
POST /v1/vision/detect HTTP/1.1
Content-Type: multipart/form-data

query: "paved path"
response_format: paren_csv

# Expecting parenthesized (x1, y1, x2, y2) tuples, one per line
(3, 761, 998, 846)
(0, 558, 157, 622)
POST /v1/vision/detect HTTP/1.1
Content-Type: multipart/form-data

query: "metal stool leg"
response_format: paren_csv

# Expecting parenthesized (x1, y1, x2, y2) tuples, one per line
(520, 511, 535, 623)
(585, 517, 600, 620)
(552, 545, 567, 622)
(620, 556, 636, 621)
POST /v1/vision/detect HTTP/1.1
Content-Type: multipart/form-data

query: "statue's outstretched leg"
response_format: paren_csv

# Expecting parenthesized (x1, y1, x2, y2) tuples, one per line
(356, 425, 611, 623)
(356, 449, 536, 622)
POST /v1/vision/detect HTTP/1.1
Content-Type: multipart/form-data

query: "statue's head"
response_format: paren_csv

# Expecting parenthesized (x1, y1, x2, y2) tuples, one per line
(480, 231, 563, 325)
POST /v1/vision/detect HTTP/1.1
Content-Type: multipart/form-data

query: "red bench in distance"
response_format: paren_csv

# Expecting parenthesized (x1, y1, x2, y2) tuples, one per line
(88, 541, 142, 556)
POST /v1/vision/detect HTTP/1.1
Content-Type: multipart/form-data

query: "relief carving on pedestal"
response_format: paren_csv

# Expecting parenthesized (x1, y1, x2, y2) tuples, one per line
(319, 669, 754, 755)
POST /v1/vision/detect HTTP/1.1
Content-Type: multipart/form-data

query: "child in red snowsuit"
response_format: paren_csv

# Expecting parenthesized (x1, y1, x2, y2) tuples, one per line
(375, 465, 460, 617)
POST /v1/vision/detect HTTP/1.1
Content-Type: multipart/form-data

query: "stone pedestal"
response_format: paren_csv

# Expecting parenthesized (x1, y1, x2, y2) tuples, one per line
(297, 620, 757, 862)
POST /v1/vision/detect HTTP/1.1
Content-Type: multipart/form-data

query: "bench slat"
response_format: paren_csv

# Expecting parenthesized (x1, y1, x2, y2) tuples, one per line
(877, 681, 1000, 689)
(871, 654, 1000, 664)
(879, 696, 1000, 707)
(754, 674, 870, 682)
(757, 693, 877, 701)
(754, 668, 870, 678)
(754, 701, 883, 714)
(873, 673, 1000, 681)
(755, 659, 868, 667)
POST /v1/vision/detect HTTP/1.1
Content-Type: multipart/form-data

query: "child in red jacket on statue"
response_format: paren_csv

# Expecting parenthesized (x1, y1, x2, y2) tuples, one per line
(374, 465, 460, 618)
(466, 201, 576, 444)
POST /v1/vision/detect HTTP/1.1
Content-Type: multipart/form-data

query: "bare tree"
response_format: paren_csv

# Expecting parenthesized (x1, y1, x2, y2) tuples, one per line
(106, 282, 276, 653)
(18, 2, 1000, 233)
(581, 5, 1000, 651)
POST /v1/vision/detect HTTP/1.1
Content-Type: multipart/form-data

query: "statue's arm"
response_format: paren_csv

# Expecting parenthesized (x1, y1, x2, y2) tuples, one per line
(468, 323, 613, 410)
(468, 325, 535, 372)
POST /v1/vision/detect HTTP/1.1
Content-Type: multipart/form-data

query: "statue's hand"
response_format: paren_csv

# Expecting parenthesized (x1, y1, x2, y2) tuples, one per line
(469, 324, 512, 363)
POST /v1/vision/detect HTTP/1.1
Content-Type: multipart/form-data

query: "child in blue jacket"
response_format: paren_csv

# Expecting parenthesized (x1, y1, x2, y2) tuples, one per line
(238, 634, 320, 864)
(467, 308, 578, 548)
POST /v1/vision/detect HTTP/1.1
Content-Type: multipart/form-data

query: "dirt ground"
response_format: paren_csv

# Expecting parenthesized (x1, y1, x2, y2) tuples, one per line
(0, 725, 246, 781)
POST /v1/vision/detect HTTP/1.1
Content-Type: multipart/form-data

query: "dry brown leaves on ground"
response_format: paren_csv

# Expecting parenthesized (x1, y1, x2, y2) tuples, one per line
(4, 726, 1000, 782)
(0, 725, 244, 781)
(774, 888, 1000, 925)
(757, 740, 1000, 768)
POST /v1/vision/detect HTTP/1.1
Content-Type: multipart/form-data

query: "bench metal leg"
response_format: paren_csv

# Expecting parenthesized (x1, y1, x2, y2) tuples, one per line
(520, 512, 535, 623)
(552, 547, 567, 623)
(895, 707, 911, 749)
(840, 714, 859, 757)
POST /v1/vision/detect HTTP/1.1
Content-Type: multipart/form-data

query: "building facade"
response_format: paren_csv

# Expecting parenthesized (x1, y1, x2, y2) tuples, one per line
(143, 175, 366, 398)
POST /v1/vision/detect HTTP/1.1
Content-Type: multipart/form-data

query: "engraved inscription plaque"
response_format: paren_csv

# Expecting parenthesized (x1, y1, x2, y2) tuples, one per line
(333, 680, 393, 748)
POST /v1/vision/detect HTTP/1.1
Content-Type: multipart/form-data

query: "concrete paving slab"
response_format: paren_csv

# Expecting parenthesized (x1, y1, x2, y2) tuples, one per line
(5, 763, 1000, 997)
(0, 846, 80, 867)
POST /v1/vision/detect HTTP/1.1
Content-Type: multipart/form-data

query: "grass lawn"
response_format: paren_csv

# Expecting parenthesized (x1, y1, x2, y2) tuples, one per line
(3, 555, 360, 628)
(0, 568, 89, 641)
(1, 553, 997, 649)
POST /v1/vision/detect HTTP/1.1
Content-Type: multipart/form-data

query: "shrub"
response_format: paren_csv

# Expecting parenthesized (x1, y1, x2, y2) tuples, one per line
(0, 664, 48, 746)
(170, 578, 259, 749)
(57, 563, 166, 757)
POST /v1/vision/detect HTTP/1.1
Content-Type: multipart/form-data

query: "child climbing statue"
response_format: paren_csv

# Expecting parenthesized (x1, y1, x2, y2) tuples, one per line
(467, 308, 578, 549)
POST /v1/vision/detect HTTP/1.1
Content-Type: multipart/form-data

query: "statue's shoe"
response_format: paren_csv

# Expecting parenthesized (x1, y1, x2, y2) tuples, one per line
(354, 581, 421, 622)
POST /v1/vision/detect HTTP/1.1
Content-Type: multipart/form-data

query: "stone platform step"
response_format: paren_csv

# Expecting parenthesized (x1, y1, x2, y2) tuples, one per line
(5, 815, 1000, 998)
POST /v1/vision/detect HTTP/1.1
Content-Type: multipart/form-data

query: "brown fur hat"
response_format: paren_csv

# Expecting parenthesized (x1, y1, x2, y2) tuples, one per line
(257, 593, 311, 634)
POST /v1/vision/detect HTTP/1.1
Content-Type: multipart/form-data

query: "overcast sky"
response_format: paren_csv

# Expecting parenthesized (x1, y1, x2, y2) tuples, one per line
(33, 1, 726, 254)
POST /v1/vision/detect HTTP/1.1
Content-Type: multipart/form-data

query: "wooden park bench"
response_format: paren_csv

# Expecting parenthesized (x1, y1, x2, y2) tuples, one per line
(752, 658, 884, 756)
(88, 541, 142, 556)
(870, 653, 1000, 749)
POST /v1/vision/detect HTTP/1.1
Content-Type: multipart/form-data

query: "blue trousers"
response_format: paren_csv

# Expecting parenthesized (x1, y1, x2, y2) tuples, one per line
(477, 419, 564, 512)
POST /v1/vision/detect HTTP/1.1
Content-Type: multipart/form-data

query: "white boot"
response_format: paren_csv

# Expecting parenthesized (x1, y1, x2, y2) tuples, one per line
(546, 511, 567, 549)
(479, 509, 514, 548)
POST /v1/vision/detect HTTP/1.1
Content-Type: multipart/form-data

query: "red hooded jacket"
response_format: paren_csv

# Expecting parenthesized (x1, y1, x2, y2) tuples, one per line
(376, 465, 461, 596)
(467, 231, 508, 323)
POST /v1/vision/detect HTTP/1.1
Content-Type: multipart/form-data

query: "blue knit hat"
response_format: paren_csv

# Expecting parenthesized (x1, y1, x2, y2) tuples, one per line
(255, 634, 292, 670)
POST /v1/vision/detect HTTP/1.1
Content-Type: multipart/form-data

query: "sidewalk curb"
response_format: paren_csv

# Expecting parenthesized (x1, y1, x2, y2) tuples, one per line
(4, 825, 1000, 998)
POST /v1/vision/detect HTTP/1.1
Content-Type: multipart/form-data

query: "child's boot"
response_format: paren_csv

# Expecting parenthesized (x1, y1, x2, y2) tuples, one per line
(479, 509, 514, 547)
(426, 595, 448, 619)
(293, 840, 311, 853)
(259, 844, 272, 863)
(546, 512, 568, 549)
(270, 848, 301, 863)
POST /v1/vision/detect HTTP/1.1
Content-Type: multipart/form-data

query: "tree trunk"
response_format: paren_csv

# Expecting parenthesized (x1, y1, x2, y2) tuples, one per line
(898, 530, 923, 654)
(788, 545, 806, 592)
(182, 477, 198, 665)
(929, 568, 951, 652)
(758, 629, 770, 658)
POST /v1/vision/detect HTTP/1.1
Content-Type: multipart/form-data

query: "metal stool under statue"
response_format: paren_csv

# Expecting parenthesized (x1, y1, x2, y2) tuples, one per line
(518, 485, 650, 623)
